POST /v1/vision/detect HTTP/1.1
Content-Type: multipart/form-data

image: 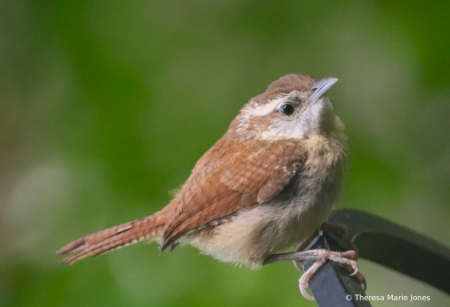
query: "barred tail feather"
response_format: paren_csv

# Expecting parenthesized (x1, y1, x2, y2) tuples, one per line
(57, 213, 165, 265)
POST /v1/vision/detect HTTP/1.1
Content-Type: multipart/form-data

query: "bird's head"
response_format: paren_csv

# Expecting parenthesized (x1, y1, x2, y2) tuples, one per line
(234, 74, 340, 140)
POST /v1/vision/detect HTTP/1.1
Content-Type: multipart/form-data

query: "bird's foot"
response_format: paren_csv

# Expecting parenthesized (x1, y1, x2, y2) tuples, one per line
(319, 223, 359, 260)
(292, 223, 359, 273)
(316, 223, 366, 290)
(264, 249, 359, 300)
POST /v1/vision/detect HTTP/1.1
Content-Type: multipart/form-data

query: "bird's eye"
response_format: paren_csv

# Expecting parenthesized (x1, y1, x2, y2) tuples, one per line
(280, 104, 295, 116)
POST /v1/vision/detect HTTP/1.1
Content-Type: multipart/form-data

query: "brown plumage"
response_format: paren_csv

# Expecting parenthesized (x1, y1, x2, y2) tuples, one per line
(57, 214, 165, 265)
(160, 138, 307, 251)
(57, 137, 307, 264)
(57, 74, 347, 269)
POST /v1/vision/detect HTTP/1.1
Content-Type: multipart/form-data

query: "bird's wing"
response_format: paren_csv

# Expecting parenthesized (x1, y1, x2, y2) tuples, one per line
(160, 135, 306, 251)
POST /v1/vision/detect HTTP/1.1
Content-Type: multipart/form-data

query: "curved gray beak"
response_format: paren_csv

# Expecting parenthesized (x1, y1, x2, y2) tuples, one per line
(298, 77, 338, 117)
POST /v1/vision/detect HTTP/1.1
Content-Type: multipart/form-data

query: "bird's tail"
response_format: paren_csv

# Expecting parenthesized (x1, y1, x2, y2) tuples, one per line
(57, 212, 166, 265)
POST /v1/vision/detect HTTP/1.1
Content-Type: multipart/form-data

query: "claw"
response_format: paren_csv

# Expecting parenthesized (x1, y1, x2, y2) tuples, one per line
(354, 272, 367, 290)
(299, 281, 315, 301)
(350, 267, 359, 276)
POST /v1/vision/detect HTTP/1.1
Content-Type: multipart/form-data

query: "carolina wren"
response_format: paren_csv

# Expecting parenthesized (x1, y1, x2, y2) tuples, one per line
(58, 74, 355, 300)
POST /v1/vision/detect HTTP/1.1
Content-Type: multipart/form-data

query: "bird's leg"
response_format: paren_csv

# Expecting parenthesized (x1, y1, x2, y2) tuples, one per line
(292, 229, 319, 272)
(264, 249, 358, 300)
(264, 249, 358, 271)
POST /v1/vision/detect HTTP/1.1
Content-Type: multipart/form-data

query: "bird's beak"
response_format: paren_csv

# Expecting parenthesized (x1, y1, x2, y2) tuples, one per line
(298, 77, 338, 117)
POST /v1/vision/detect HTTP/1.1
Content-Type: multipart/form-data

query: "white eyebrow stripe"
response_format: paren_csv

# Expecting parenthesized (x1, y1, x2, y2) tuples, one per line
(249, 90, 302, 117)
(249, 96, 285, 116)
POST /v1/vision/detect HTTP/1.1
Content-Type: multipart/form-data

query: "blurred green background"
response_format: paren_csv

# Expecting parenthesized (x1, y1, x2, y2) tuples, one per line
(1, 1, 450, 306)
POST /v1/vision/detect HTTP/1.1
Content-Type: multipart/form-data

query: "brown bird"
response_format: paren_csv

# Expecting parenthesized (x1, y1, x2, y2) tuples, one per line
(57, 74, 357, 300)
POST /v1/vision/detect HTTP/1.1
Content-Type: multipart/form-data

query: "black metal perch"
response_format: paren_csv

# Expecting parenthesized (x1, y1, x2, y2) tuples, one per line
(301, 209, 450, 306)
